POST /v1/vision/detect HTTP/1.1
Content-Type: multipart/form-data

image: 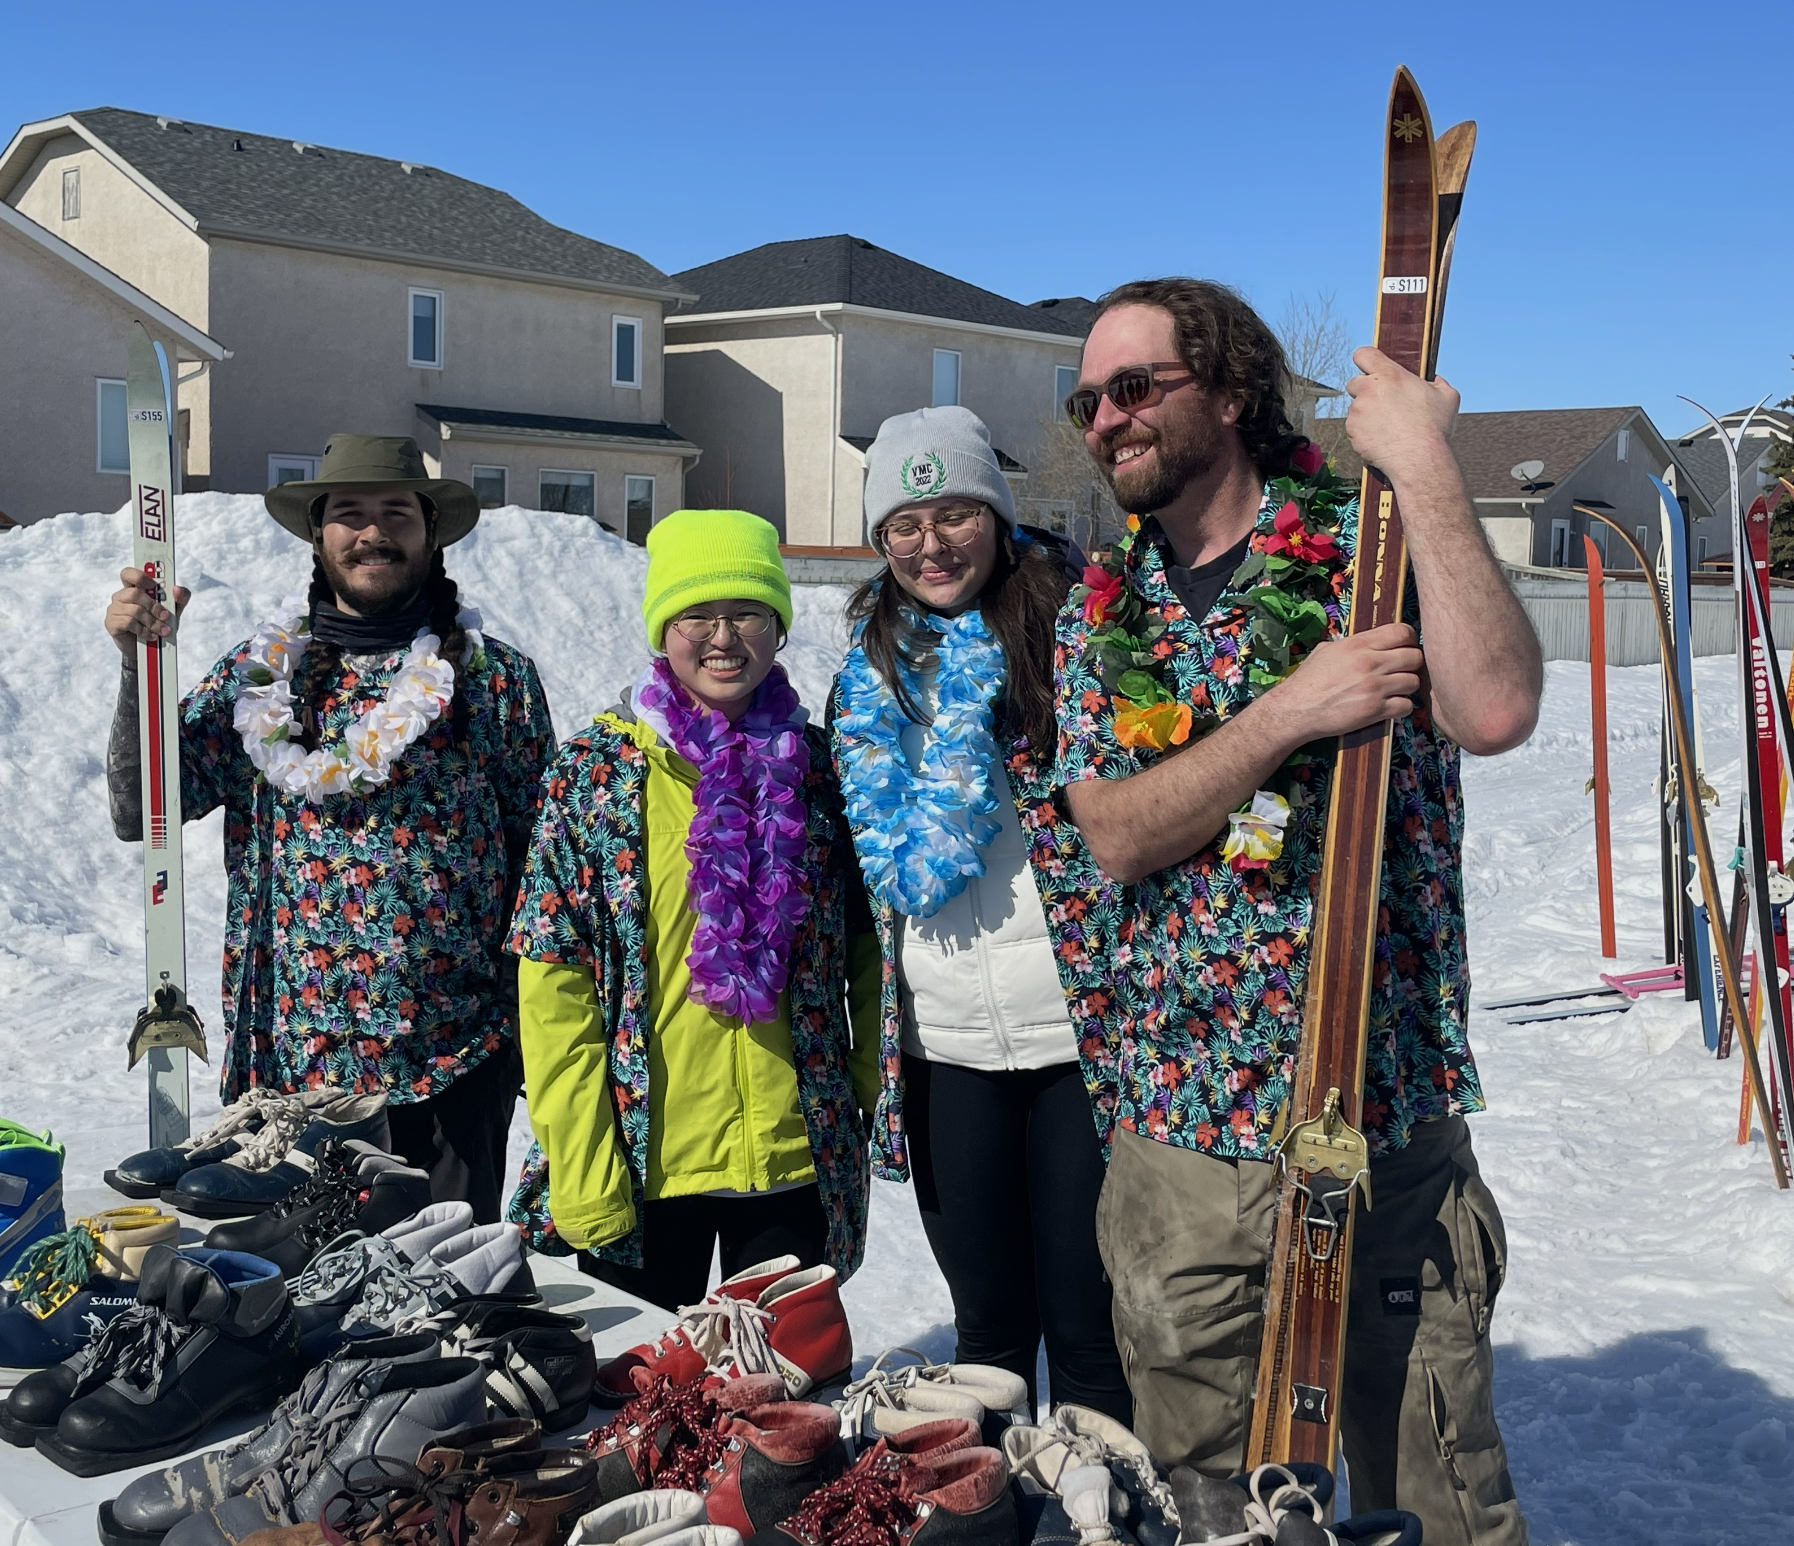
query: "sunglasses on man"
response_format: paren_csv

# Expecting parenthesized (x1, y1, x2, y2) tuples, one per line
(1063, 362, 1195, 430)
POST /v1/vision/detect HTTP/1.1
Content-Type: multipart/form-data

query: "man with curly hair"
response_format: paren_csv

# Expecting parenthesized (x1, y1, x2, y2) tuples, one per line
(1054, 279, 1538, 1544)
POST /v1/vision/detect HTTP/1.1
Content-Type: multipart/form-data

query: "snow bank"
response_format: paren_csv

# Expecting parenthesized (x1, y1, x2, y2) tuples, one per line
(4, 497, 1794, 1541)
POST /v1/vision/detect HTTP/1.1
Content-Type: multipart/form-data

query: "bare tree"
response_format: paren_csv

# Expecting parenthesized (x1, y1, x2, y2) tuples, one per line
(1276, 292, 1353, 420)
(1015, 415, 1127, 555)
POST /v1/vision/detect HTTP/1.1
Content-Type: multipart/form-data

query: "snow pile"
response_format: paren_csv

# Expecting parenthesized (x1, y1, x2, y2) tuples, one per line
(4, 496, 1794, 1542)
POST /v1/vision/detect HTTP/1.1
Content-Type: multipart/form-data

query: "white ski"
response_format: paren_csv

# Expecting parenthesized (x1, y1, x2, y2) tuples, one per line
(125, 321, 205, 1146)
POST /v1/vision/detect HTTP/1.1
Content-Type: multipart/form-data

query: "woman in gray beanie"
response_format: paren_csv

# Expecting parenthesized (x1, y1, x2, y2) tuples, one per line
(830, 405, 1130, 1423)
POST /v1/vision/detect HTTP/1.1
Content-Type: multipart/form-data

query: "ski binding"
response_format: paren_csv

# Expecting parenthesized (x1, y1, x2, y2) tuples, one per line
(127, 974, 208, 1070)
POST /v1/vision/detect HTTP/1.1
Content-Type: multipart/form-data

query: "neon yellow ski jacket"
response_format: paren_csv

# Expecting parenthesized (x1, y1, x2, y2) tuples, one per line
(517, 711, 883, 1253)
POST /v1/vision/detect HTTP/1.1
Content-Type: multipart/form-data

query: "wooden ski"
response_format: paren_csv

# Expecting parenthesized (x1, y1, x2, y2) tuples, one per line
(1584, 535, 1617, 957)
(125, 322, 206, 1147)
(1246, 66, 1451, 1472)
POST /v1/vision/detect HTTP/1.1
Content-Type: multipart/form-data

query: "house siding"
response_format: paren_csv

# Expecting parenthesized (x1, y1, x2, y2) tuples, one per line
(0, 217, 194, 523)
(204, 239, 671, 495)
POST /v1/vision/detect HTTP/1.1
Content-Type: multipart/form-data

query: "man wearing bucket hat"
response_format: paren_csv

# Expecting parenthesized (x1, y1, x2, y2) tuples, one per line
(103, 435, 555, 1220)
(505, 509, 876, 1330)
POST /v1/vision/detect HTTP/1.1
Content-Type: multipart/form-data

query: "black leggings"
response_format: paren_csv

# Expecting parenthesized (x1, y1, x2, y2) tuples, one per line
(386, 1042, 522, 1225)
(577, 1184, 830, 1313)
(904, 1054, 1131, 1425)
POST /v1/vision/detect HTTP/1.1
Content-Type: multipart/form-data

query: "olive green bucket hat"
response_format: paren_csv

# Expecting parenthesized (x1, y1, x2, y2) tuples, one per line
(263, 434, 481, 546)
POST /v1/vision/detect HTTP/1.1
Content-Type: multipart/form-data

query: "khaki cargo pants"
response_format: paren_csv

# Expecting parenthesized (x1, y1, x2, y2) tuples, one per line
(1095, 1116, 1527, 1546)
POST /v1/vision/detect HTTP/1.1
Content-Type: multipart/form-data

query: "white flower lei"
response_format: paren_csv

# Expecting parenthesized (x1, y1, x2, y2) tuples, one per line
(835, 608, 1007, 919)
(232, 593, 485, 804)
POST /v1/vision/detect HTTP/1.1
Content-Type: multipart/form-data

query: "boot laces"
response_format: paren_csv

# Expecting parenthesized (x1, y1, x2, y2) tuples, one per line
(268, 1139, 362, 1228)
(223, 1101, 312, 1173)
(782, 1446, 918, 1546)
(837, 1347, 937, 1435)
(687, 1294, 778, 1380)
(339, 1255, 462, 1337)
(247, 1369, 385, 1519)
(70, 1304, 192, 1398)
(1227, 1464, 1330, 1546)
(180, 1089, 292, 1155)
(319, 1456, 478, 1546)
(294, 1236, 405, 1307)
(585, 1375, 723, 1487)
(4, 1218, 103, 1315)
(1009, 1416, 1179, 1537)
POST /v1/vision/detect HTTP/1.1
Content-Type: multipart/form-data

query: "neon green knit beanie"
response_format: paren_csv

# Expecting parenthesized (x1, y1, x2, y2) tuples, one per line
(642, 509, 793, 648)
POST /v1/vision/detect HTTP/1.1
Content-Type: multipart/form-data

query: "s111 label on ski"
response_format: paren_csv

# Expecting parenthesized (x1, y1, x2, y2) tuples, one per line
(1380, 275, 1429, 294)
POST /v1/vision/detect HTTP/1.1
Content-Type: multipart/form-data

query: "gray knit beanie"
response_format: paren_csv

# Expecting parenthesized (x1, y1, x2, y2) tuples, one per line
(863, 405, 1016, 536)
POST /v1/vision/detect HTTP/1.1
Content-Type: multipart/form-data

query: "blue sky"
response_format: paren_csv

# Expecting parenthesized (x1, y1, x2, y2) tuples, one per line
(6, 0, 1790, 437)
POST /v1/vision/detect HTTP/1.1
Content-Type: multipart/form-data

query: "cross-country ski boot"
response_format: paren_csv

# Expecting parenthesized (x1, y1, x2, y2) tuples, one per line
(29, 1246, 301, 1475)
(0, 1123, 66, 1280)
(0, 1206, 178, 1372)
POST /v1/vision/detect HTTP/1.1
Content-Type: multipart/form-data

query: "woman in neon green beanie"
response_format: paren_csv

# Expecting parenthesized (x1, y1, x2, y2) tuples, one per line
(504, 510, 881, 1337)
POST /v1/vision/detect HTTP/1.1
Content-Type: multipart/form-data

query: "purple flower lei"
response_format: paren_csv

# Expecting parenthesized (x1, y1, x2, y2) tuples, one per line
(638, 656, 812, 1025)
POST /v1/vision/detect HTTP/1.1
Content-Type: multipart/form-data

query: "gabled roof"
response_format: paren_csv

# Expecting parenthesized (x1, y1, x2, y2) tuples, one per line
(1675, 406, 1793, 443)
(1311, 407, 1693, 506)
(0, 109, 686, 301)
(0, 199, 226, 360)
(668, 236, 1086, 339)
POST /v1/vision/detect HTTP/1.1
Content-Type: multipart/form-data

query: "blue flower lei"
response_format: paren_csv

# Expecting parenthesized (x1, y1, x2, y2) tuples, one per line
(835, 608, 1007, 919)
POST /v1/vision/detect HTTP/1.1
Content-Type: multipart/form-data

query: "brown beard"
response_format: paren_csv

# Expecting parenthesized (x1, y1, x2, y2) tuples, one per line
(318, 542, 432, 615)
(1098, 399, 1230, 513)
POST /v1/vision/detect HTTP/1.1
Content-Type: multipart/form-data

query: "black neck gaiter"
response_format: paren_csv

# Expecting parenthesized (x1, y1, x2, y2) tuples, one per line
(309, 592, 435, 653)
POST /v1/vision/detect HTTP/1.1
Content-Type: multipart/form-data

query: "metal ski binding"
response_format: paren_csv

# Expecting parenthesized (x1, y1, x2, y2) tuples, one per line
(1277, 1086, 1371, 1263)
(128, 972, 208, 1069)
(1768, 862, 1794, 910)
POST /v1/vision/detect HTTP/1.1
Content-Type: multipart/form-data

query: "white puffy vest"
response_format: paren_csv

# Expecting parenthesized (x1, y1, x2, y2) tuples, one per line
(895, 690, 1078, 1071)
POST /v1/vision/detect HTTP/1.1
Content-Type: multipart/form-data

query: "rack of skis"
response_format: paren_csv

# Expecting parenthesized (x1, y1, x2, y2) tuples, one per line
(1479, 401, 1794, 1189)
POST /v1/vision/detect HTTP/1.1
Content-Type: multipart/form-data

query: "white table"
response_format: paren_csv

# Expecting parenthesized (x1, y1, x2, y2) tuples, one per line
(0, 1189, 661, 1546)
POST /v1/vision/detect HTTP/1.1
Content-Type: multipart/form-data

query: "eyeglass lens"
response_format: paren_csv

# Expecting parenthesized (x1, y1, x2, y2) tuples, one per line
(673, 611, 774, 641)
(882, 510, 981, 556)
(1064, 366, 1156, 429)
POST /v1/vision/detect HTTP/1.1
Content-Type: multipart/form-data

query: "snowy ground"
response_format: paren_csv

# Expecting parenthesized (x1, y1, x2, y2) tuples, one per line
(3, 497, 1793, 1543)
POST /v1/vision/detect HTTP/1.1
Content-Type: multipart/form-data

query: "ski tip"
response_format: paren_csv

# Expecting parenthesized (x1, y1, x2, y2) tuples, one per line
(1436, 121, 1477, 190)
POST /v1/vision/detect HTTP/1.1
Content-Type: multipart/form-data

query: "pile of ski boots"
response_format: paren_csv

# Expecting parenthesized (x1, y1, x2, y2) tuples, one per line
(0, 1091, 591, 1478)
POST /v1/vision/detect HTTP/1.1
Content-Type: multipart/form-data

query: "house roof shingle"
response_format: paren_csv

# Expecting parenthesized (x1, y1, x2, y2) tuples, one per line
(669, 236, 1087, 338)
(1029, 297, 1099, 333)
(38, 109, 678, 297)
(1311, 407, 1640, 502)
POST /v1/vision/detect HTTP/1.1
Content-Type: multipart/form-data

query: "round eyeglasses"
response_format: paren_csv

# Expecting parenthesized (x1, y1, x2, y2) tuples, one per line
(876, 506, 986, 559)
(668, 608, 778, 643)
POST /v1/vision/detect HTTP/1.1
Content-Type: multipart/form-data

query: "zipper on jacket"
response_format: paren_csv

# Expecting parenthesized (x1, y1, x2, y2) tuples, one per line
(967, 873, 1019, 1070)
(734, 1021, 759, 1189)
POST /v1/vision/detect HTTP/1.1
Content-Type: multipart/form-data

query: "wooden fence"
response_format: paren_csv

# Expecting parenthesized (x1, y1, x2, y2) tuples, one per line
(1508, 569, 1794, 665)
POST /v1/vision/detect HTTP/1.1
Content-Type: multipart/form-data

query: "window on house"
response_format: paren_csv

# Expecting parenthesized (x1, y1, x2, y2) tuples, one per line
(613, 317, 641, 388)
(471, 465, 508, 509)
(97, 379, 128, 473)
(268, 454, 320, 485)
(1698, 537, 1708, 566)
(1635, 524, 1649, 558)
(625, 476, 654, 546)
(409, 288, 443, 367)
(1550, 519, 1571, 566)
(933, 349, 961, 408)
(62, 167, 80, 221)
(1616, 428, 1630, 462)
(1056, 365, 1079, 420)
(540, 469, 596, 520)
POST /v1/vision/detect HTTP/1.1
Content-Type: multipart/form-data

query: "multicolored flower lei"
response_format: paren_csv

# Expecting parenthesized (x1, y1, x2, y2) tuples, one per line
(1069, 439, 1352, 755)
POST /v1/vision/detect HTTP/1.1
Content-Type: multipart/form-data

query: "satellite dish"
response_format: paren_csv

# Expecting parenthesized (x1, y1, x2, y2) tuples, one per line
(1511, 460, 1545, 482)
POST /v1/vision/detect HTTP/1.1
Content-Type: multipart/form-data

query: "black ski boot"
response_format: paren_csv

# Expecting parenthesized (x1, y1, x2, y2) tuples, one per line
(204, 1142, 430, 1275)
(32, 1244, 302, 1476)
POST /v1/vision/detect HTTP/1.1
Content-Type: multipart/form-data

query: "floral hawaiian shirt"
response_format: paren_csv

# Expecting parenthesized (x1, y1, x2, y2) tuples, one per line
(504, 716, 872, 1279)
(177, 638, 554, 1103)
(1055, 488, 1481, 1158)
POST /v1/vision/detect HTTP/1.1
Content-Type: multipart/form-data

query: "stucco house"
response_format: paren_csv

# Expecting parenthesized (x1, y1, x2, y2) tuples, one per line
(663, 236, 1091, 547)
(1671, 407, 1792, 535)
(0, 109, 698, 538)
(1314, 406, 1722, 570)
(0, 198, 226, 525)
